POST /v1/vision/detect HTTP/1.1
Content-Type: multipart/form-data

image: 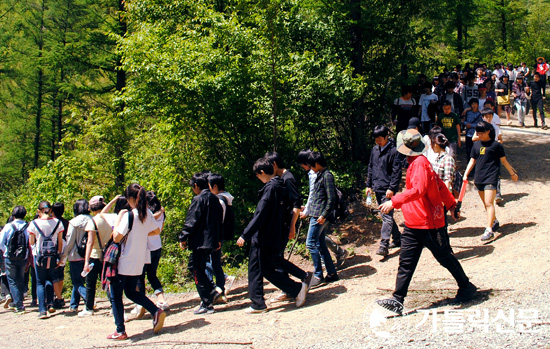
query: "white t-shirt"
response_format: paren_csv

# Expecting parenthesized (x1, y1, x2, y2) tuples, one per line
(419, 93, 438, 122)
(116, 209, 158, 276)
(491, 113, 502, 136)
(147, 212, 164, 252)
(27, 218, 64, 257)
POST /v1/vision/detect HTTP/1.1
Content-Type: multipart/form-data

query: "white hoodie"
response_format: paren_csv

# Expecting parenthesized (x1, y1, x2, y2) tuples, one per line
(217, 191, 234, 221)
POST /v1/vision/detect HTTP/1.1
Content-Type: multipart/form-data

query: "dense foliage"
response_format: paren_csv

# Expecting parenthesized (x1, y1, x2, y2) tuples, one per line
(1, 0, 549, 287)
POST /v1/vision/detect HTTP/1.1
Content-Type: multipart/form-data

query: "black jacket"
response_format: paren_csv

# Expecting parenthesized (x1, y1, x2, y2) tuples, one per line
(439, 91, 464, 116)
(366, 139, 403, 194)
(240, 176, 287, 249)
(179, 189, 222, 250)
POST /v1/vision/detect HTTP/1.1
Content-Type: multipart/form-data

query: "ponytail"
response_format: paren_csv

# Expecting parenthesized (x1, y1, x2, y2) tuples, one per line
(125, 183, 148, 223)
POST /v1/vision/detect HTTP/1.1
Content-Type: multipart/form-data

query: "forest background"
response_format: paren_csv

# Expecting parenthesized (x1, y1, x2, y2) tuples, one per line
(1, 0, 549, 290)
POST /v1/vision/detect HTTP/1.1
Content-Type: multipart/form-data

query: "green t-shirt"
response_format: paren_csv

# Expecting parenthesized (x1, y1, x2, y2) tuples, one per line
(437, 112, 460, 143)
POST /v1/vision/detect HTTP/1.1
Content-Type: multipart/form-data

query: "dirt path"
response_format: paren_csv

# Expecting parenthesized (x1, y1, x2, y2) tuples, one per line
(1, 130, 549, 348)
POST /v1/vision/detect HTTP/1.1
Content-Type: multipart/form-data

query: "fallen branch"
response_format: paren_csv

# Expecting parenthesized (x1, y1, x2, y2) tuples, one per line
(376, 287, 514, 292)
(88, 340, 253, 348)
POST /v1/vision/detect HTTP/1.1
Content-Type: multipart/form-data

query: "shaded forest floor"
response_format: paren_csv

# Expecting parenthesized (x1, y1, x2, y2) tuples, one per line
(1, 122, 550, 348)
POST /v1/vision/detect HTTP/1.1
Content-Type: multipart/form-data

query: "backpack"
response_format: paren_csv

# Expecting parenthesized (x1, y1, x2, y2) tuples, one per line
(219, 196, 235, 241)
(7, 222, 29, 261)
(101, 211, 134, 290)
(76, 227, 88, 258)
(327, 187, 350, 224)
(33, 220, 61, 269)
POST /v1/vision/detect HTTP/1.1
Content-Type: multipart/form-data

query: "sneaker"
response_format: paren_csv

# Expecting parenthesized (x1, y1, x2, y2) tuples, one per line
(389, 241, 401, 249)
(15, 308, 26, 315)
(244, 306, 267, 314)
(309, 276, 324, 289)
(30, 300, 38, 307)
(303, 272, 313, 291)
(376, 246, 389, 257)
(53, 299, 65, 309)
(135, 305, 146, 320)
(335, 249, 349, 269)
(193, 304, 215, 315)
(224, 275, 236, 295)
(271, 292, 294, 303)
(212, 286, 227, 305)
(325, 273, 339, 283)
(69, 307, 79, 312)
(375, 298, 403, 316)
(480, 228, 495, 242)
(153, 309, 166, 334)
(295, 282, 308, 308)
(492, 219, 500, 232)
(495, 195, 503, 204)
(8, 303, 17, 311)
(78, 309, 94, 317)
(454, 283, 478, 303)
(107, 331, 128, 340)
(38, 312, 48, 319)
(47, 305, 56, 313)
(542, 124, 548, 130)
(156, 302, 170, 310)
(3, 295, 11, 309)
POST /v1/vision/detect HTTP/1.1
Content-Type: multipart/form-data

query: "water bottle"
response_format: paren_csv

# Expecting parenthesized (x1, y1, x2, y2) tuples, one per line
(366, 194, 372, 206)
(81, 263, 94, 277)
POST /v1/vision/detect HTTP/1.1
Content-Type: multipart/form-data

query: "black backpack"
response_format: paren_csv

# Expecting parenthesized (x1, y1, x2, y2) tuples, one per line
(33, 220, 61, 269)
(219, 196, 235, 241)
(7, 222, 29, 261)
(76, 225, 88, 258)
(327, 187, 350, 224)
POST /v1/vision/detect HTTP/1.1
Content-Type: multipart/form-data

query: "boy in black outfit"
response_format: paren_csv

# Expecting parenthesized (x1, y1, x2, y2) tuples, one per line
(366, 126, 403, 257)
(237, 158, 309, 313)
(179, 172, 223, 315)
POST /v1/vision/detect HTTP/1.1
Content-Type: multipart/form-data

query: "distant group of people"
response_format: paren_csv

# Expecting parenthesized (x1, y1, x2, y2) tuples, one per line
(393, 58, 548, 132)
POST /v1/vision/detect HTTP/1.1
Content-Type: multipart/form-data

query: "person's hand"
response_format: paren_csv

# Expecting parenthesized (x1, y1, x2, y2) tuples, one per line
(299, 211, 307, 219)
(365, 188, 372, 196)
(236, 237, 245, 247)
(216, 242, 221, 251)
(385, 190, 394, 199)
(511, 173, 519, 182)
(83, 263, 91, 273)
(466, 123, 471, 129)
(379, 200, 394, 214)
(289, 225, 296, 240)
(317, 216, 326, 225)
(179, 241, 186, 249)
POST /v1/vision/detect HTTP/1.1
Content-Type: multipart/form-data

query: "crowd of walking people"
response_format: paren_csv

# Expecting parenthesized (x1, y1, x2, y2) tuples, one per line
(0, 58, 539, 340)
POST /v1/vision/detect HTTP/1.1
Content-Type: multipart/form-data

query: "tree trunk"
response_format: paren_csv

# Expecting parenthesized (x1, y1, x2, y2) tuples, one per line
(114, 0, 127, 189)
(34, 0, 46, 169)
(457, 13, 463, 59)
(349, 0, 366, 162)
(501, 0, 507, 52)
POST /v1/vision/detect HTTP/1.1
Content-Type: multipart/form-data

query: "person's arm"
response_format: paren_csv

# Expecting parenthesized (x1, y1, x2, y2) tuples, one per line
(500, 156, 518, 181)
(389, 161, 429, 209)
(112, 210, 130, 243)
(153, 207, 165, 220)
(456, 122, 462, 148)
(57, 227, 64, 255)
(178, 198, 201, 247)
(319, 171, 336, 224)
(238, 194, 271, 245)
(365, 151, 374, 195)
(461, 107, 471, 117)
(472, 131, 480, 142)
(61, 223, 75, 260)
(443, 156, 455, 191)
(388, 150, 403, 197)
(101, 195, 121, 214)
(83, 229, 95, 272)
(463, 158, 476, 179)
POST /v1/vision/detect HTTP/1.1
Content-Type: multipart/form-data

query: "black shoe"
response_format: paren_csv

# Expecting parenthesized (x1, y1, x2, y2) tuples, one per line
(194, 303, 214, 315)
(335, 250, 349, 269)
(325, 273, 339, 283)
(376, 246, 389, 257)
(375, 298, 403, 316)
(53, 299, 65, 309)
(389, 241, 401, 249)
(454, 283, 478, 303)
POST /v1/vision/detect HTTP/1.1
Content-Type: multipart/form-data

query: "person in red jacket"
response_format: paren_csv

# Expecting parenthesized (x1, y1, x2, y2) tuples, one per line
(377, 128, 477, 315)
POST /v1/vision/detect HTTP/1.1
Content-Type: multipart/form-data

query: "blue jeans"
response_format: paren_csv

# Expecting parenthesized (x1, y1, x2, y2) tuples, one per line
(109, 274, 159, 333)
(5, 259, 26, 310)
(306, 217, 336, 278)
(35, 263, 56, 313)
(69, 260, 86, 309)
(205, 245, 226, 291)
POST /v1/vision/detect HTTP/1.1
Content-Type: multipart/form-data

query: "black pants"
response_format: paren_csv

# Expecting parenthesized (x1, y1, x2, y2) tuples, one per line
(248, 244, 302, 310)
(137, 248, 163, 295)
(25, 266, 37, 301)
(277, 236, 307, 281)
(190, 249, 215, 307)
(531, 98, 546, 126)
(375, 193, 401, 248)
(393, 226, 469, 303)
(84, 258, 103, 311)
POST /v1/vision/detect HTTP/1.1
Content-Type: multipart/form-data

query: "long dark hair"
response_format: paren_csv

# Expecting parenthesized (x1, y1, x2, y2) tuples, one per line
(125, 183, 148, 222)
(114, 196, 131, 214)
(146, 191, 162, 214)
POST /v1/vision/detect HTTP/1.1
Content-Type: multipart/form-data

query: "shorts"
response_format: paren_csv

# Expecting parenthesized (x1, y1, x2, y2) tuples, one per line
(52, 265, 65, 283)
(475, 183, 497, 191)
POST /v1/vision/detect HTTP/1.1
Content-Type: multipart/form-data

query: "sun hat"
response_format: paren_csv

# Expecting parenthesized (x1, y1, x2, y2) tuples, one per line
(89, 195, 104, 207)
(537, 57, 545, 62)
(396, 129, 427, 156)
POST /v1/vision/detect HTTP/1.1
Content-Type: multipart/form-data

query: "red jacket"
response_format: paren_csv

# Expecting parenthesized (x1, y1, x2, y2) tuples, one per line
(391, 155, 456, 229)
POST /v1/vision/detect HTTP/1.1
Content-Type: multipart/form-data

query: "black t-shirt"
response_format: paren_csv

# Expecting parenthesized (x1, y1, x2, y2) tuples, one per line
(528, 80, 544, 100)
(496, 81, 508, 96)
(471, 140, 506, 185)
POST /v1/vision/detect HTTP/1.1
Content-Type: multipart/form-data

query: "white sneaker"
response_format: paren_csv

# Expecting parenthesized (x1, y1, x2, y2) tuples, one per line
(295, 282, 308, 308)
(481, 228, 495, 242)
(225, 275, 236, 295)
(134, 305, 146, 320)
(78, 309, 94, 317)
(156, 302, 170, 310)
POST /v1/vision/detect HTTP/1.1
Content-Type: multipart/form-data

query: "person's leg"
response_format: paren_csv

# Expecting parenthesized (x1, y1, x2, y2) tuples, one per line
(449, 142, 458, 158)
(376, 193, 397, 249)
(306, 217, 324, 279)
(69, 260, 86, 309)
(6, 260, 26, 309)
(109, 275, 127, 334)
(496, 179, 502, 202)
(123, 275, 159, 315)
(279, 257, 307, 281)
(147, 248, 166, 303)
(0, 274, 10, 298)
(247, 244, 266, 310)
(318, 224, 337, 276)
(208, 247, 225, 292)
(324, 235, 343, 255)
(44, 267, 55, 308)
(483, 189, 497, 229)
(260, 247, 302, 298)
(505, 104, 511, 122)
(537, 99, 546, 126)
(423, 228, 470, 288)
(53, 266, 64, 304)
(30, 265, 37, 303)
(516, 100, 525, 125)
(85, 258, 102, 311)
(392, 227, 424, 304)
(34, 264, 47, 313)
(191, 249, 215, 307)
(137, 266, 147, 295)
(532, 99, 539, 126)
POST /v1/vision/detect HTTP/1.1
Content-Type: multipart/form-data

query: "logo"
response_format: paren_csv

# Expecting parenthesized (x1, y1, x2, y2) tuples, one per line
(480, 147, 486, 155)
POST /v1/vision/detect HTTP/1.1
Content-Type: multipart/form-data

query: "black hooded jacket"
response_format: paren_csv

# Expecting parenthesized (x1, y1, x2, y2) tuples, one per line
(179, 189, 222, 250)
(366, 139, 403, 194)
(240, 176, 287, 249)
